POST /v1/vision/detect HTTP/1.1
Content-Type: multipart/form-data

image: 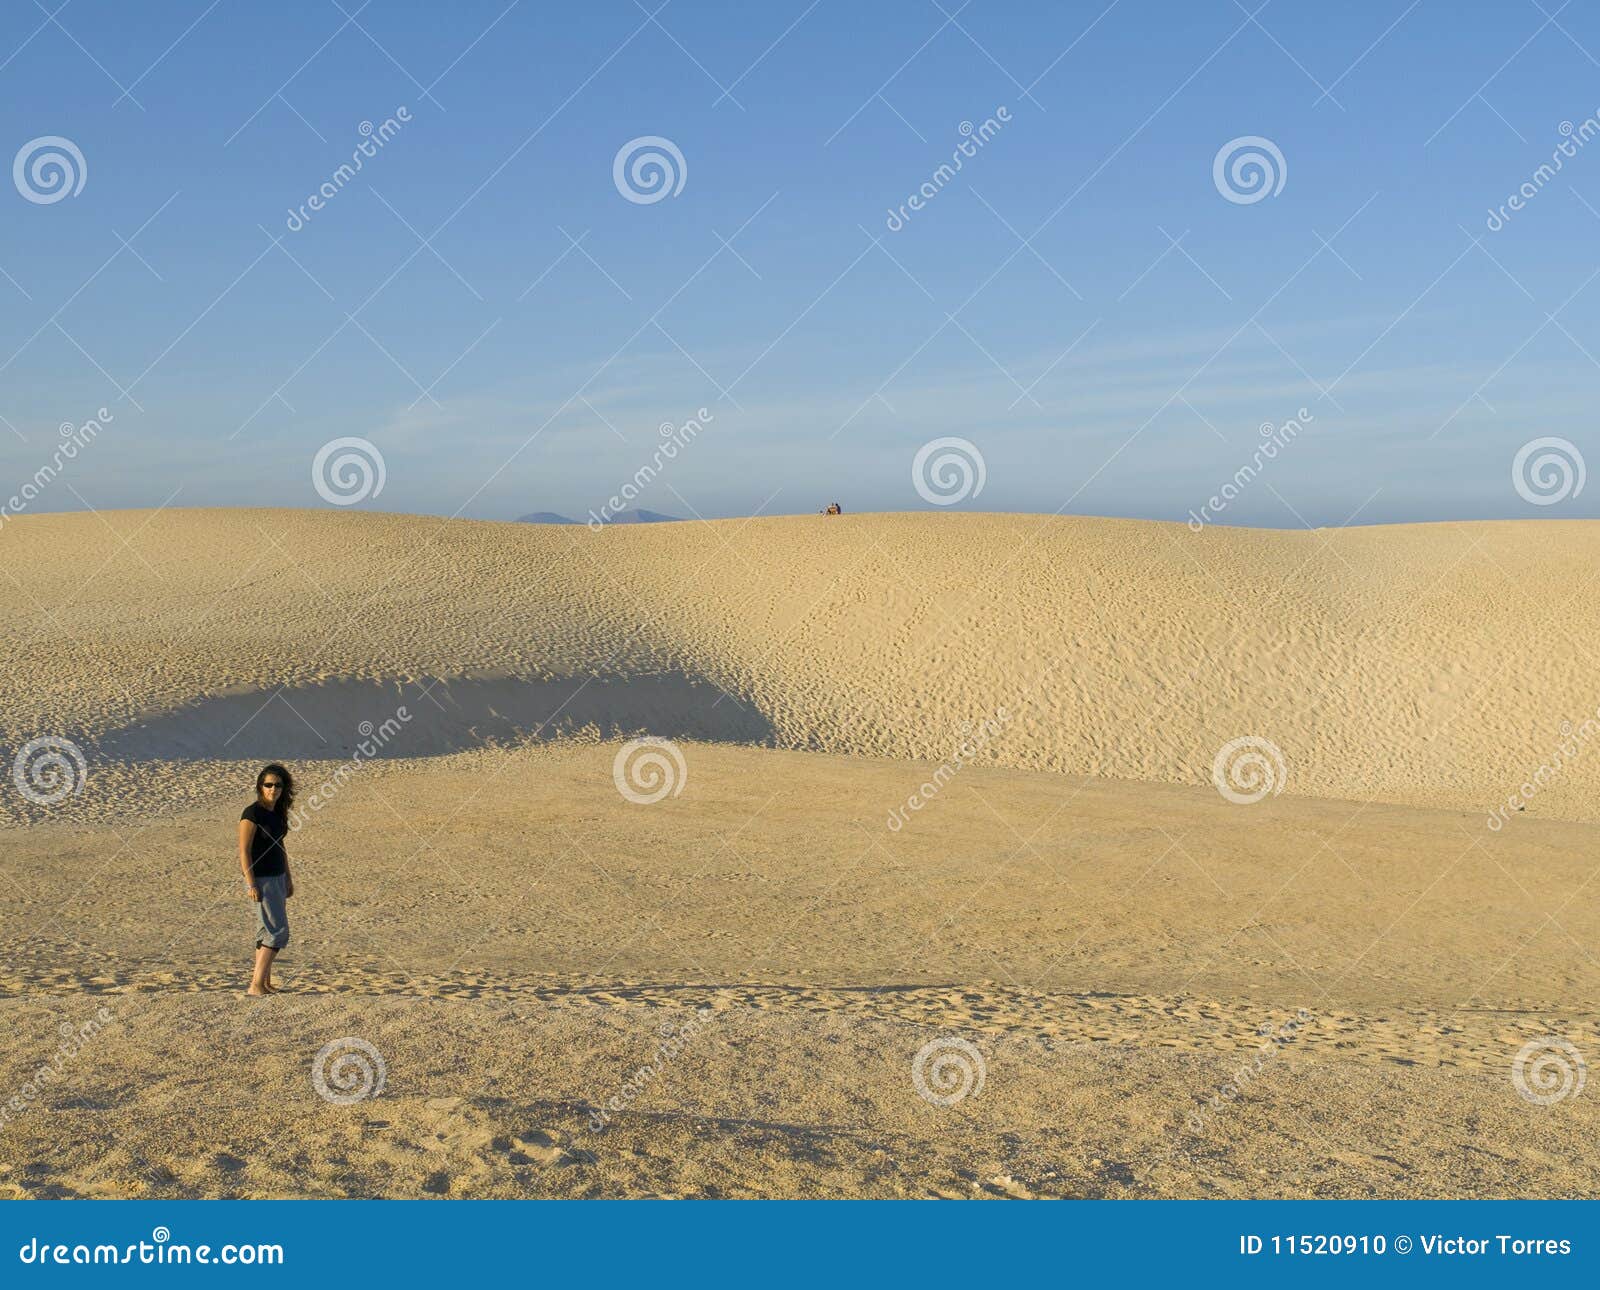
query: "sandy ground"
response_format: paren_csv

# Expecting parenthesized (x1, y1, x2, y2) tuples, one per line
(1, 509, 1597, 1198)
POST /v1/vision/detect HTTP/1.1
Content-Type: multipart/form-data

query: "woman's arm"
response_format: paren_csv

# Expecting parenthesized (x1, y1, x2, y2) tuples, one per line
(238, 819, 260, 900)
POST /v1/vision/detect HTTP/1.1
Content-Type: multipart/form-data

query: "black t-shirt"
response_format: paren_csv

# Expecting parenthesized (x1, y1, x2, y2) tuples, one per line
(241, 802, 288, 878)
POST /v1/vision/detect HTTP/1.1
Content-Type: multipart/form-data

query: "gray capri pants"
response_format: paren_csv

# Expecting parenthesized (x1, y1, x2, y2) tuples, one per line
(254, 873, 290, 950)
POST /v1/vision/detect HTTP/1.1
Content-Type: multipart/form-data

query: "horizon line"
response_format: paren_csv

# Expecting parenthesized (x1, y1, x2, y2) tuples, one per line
(2, 503, 1592, 534)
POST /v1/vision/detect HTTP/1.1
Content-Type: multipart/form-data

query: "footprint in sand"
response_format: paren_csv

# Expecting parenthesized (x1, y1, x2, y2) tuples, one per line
(418, 1096, 594, 1168)
(498, 1130, 595, 1167)
(981, 1174, 1036, 1199)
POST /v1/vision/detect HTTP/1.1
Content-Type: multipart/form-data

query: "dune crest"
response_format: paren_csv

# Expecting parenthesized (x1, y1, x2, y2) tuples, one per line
(3, 507, 1598, 822)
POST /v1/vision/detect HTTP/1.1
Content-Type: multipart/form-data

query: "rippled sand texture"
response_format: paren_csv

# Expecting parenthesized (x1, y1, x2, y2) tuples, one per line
(0, 509, 1596, 1198)
(4, 508, 1600, 824)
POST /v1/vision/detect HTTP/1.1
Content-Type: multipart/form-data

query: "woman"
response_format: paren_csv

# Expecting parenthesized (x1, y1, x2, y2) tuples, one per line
(239, 763, 295, 996)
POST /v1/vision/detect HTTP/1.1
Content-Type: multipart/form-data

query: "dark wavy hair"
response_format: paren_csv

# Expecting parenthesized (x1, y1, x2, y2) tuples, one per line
(254, 763, 295, 814)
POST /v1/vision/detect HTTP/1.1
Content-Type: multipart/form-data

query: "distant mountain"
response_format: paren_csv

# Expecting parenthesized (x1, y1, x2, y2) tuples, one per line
(515, 510, 682, 525)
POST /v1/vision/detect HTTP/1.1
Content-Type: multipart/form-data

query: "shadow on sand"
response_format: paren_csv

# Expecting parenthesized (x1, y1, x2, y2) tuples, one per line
(94, 671, 774, 762)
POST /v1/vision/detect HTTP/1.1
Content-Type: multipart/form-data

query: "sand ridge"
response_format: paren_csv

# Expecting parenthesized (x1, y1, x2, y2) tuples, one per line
(4, 508, 1600, 824)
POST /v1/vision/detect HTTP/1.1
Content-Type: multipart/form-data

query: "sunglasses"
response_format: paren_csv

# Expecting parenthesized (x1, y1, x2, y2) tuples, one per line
(262, 781, 285, 789)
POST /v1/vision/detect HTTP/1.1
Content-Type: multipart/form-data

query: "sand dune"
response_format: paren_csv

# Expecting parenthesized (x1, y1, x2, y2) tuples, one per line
(2, 508, 1597, 1199)
(4, 508, 1600, 825)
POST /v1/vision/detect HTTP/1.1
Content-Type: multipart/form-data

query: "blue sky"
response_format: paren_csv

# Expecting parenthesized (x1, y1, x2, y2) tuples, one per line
(3, 0, 1599, 526)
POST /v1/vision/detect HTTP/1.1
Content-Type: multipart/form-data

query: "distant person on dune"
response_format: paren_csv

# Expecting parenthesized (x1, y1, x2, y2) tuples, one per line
(239, 763, 295, 996)
(821, 502, 842, 515)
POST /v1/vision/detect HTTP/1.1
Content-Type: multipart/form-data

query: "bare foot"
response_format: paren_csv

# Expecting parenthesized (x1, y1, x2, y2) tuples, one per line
(245, 985, 269, 996)
(263, 982, 282, 993)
